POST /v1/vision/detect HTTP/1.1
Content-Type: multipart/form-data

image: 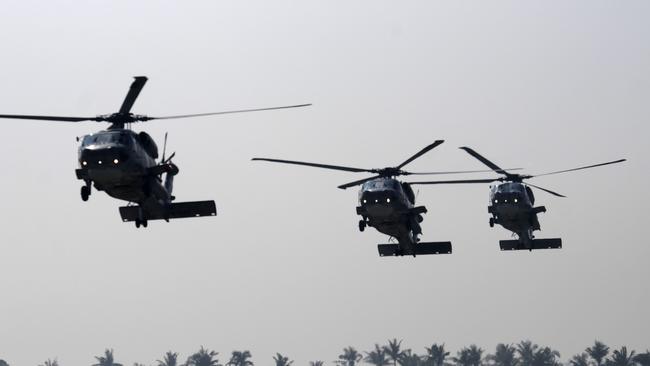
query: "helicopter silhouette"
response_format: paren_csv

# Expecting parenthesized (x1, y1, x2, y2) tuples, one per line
(409, 147, 626, 251)
(0, 76, 310, 228)
(253, 141, 509, 257)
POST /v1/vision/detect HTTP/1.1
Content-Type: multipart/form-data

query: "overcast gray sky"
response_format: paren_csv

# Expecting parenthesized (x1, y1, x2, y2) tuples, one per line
(0, 1, 648, 365)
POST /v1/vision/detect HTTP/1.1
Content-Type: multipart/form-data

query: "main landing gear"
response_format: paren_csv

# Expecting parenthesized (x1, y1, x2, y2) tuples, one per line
(135, 218, 148, 228)
(358, 220, 366, 232)
(80, 183, 91, 201)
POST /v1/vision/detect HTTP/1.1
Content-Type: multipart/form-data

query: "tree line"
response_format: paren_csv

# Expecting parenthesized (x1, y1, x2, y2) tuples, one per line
(1, 339, 648, 366)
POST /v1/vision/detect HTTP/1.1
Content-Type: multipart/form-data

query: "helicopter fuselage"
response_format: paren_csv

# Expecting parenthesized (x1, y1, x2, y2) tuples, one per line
(76, 129, 171, 204)
(356, 177, 426, 254)
(488, 182, 546, 245)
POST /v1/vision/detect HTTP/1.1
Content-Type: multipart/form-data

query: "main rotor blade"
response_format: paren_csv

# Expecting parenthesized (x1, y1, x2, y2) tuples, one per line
(459, 147, 510, 175)
(0, 114, 95, 122)
(526, 183, 566, 198)
(396, 140, 444, 169)
(530, 159, 626, 178)
(148, 104, 311, 120)
(252, 158, 373, 173)
(408, 178, 498, 185)
(406, 168, 523, 175)
(119, 76, 148, 114)
(337, 175, 382, 190)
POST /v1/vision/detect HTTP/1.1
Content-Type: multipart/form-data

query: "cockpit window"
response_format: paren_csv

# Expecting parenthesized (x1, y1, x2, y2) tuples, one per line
(81, 132, 132, 147)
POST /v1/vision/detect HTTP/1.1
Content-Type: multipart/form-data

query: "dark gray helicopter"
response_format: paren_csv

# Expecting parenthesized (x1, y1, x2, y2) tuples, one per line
(410, 147, 626, 251)
(0, 76, 310, 228)
(253, 141, 505, 257)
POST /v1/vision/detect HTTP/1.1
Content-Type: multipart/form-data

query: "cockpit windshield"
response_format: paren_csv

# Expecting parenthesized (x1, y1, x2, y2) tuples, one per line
(362, 179, 399, 191)
(81, 132, 132, 147)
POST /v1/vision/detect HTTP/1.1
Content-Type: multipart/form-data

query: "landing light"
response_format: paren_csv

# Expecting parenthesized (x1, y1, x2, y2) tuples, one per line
(363, 199, 367, 204)
(514, 198, 518, 203)
(494, 199, 498, 203)
(82, 161, 87, 166)
(386, 198, 391, 203)
(375, 199, 378, 203)
(98, 160, 102, 165)
(113, 159, 119, 164)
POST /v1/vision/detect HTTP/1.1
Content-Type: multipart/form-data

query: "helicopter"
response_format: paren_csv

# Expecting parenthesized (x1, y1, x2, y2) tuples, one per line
(0, 76, 310, 228)
(253, 141, 510, 257)
(409, 147, 626, 251)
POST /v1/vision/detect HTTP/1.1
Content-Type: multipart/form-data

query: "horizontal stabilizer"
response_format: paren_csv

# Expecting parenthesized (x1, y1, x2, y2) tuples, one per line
(378, 242, 452, 257)
(119, 200, 217, 222)
(500, 238, 562, 251)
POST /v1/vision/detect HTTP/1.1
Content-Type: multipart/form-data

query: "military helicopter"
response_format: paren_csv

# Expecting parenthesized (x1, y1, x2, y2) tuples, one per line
(409, 147, 626, 251)
(253, 141, 510, 257)
(0, 76, 310, 228)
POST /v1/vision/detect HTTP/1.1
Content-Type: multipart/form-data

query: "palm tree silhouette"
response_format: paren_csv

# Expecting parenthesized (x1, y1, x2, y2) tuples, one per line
(487, 344, 517, 366)
(531, 346, 560, 366)
(39, 359, 59, 366)
(273, 353, 293, 366)
(569, 353, 590, 366)
(453, 345, 483, 366)
(608, 347, 635, 366)
(586, 341, 610, 366)
(365, 344, 391, 366)
(337, 347, 362, 366)
(385, 339, 407, 366)
(185, 347, 221, 366)
(517, 341, 539, 366)
(93, 349, 123, 366)
(425, 344, 450, 366)
(633, 351, 650, 366)
(400, 350, 423, 366)
(227, 351, 253, 366)
(157, 351, 179, 366)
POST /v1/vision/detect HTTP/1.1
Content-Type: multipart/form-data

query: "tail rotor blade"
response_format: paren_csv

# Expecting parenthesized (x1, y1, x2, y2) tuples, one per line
(119, 76, 148, 114)
(161, 132, 168, 163)
(396, 140, 444, 169)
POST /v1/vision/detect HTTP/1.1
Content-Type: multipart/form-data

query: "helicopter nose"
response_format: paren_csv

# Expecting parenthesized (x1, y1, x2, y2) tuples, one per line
(80, 146, 126, 168)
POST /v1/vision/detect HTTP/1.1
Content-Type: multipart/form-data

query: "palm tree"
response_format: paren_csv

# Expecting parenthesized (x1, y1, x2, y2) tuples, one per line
(587, 341, 610, 366)
(39, 359, 59, 366)
(400, 350, 423, 366)
(385, 339, 407, 366)
(425, 344, 450, 366)
(338, 347, 362, 366)
(569, 353, 590, 366)
(517, 341, 539, 366)
(309, 362, 324, 366)
(273, 353, 293, 366)
(157, 351, 179, 366)
(186, 347, 220, 366)
(531, 346, 560, 366)
(607, 347, 635, 366)
(453, 345, 483, 366)
(94, 349, 123, 366)
(633, 351, 650, 366)
(227, 351, 253, 366)
(365, 344, 391, 366)
(487, 344, 517, 366)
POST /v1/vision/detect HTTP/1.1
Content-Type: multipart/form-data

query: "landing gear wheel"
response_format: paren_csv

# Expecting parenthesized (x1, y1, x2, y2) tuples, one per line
(489, 217, 494, 227)
(135, 219, 141, 228)
(142, 220, 148, 228)
(80, 186, 90, 201)
(358, 220, 366, 232)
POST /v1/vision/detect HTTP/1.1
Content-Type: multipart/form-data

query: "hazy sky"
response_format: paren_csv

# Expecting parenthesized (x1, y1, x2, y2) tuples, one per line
(0, 1, 648, 365)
